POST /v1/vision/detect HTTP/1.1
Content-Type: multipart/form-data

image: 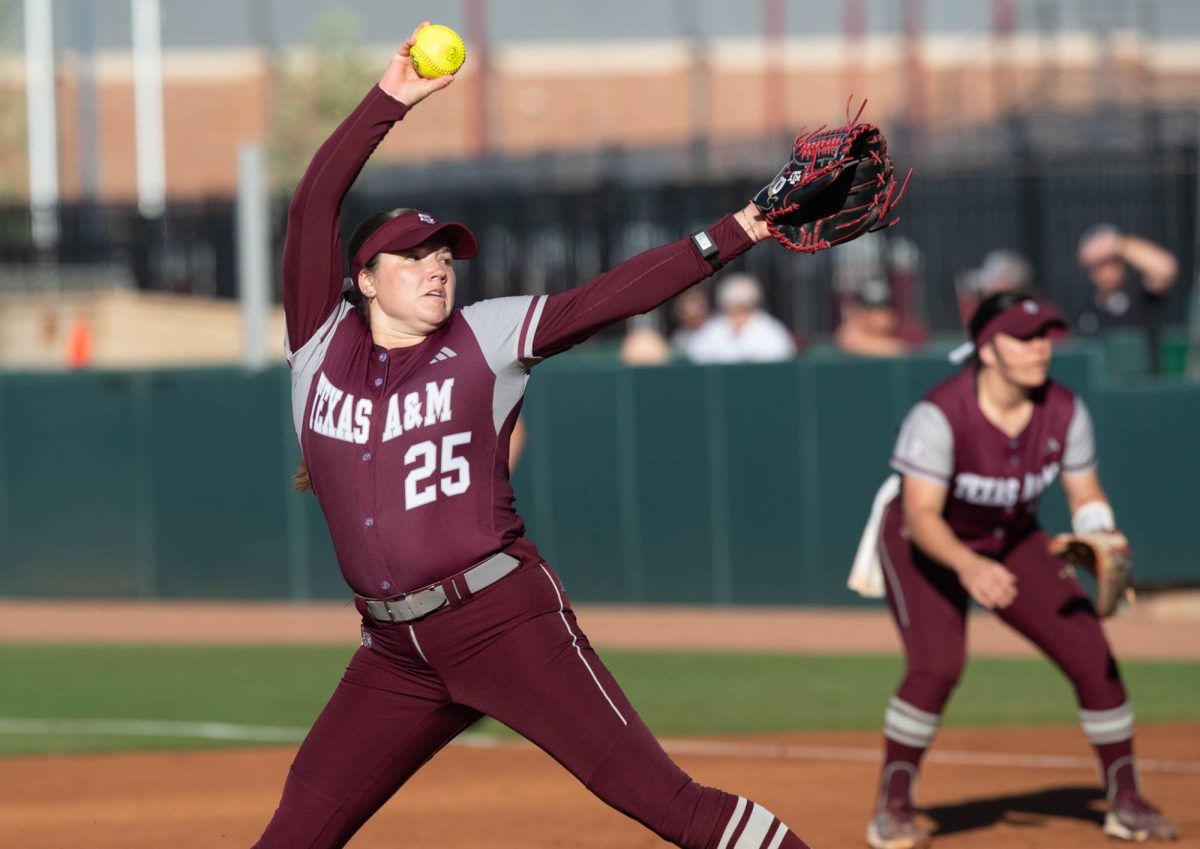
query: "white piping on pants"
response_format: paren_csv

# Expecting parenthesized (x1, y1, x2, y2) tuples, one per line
(408, 625, 430, 664)
(539, 564, 628, 726)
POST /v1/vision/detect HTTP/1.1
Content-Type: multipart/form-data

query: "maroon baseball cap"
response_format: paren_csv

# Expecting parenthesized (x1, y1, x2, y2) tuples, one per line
(973, 297, 1067, 349)
(950, 293, 1069, 364)
(350, 210, 478, 280)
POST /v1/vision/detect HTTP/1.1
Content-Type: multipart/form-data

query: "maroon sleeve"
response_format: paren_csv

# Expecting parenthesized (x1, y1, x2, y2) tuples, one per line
(282, 85, 411, 352)
(530, 214, 754, 359)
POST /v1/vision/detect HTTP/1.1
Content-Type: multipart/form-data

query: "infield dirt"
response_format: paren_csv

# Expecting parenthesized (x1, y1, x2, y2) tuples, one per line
(1, 599, 1197, 848)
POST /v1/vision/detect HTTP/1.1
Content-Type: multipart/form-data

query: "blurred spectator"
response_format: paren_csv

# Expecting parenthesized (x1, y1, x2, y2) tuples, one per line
(1076, 224, 1178, 374)
(620, 321, 672, 366)
(685, 273, 796, 364)
(669, 287, 710, 354)
(955, 249, 1034, 325)
(977, 249, 1034, 296)
(834, 278, 922, 358)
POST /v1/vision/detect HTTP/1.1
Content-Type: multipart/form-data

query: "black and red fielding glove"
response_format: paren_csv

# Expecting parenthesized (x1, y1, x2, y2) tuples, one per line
(753, 105, 910, 254)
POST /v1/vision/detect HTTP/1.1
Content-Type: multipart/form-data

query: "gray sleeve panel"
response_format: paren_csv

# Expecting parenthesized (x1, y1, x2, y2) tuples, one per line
(461, 296, 537, 434)
(287, 300, 353, 441)
(1063, 397, 1098, 473)
(890, 401, 955, 483)
(490, 361, 531, 436)
(461, 296, 538, 373)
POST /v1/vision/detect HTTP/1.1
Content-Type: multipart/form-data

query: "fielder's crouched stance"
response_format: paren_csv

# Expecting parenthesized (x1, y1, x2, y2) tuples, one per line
(851, 293, 1177, 848)
(249, 20, 899, 848)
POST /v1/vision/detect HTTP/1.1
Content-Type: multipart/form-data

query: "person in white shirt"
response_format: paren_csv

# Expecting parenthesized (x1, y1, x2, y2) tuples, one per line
(685, 273, 796, 364)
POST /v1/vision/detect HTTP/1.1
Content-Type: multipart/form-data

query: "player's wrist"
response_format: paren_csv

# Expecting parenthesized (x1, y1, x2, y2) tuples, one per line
(1072, 501, 1115, 534)
(951, 551, 988, 579)
(736, 203, 768, 243)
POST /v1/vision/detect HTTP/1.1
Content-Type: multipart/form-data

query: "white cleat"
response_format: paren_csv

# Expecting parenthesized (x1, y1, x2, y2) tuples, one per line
(866, 806, 930, 849)
(1104, 795, 1179, 842)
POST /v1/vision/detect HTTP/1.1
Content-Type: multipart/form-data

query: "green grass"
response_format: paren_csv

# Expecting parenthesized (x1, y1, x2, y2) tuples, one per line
(1, 644, 1197, 756)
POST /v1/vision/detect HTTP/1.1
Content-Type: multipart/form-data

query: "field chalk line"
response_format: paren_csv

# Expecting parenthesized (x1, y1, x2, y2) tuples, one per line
(1, 717, 1198, 775)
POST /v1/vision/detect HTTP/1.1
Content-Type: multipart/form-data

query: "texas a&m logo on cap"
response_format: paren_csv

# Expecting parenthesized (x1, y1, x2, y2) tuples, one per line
(419, 213, 436, 224)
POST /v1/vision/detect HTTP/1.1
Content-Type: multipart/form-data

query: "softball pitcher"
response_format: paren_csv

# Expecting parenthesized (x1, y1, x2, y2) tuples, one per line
(253, 23, 816, 849)
(855, 291, 1177, 847)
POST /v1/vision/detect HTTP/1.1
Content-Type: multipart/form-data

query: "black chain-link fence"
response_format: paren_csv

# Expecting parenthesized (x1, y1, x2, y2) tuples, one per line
(2, 108, 1195, 342)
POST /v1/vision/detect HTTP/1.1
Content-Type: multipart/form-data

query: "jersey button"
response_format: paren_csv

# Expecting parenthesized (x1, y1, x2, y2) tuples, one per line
(364, 517, 375, 527)
(362, 452, 372, 462)
(1009, 456, 1020, 466)
(373, 377, 384, 387)
(993, 528, 1004, 538)
(378, 352, 388, 363)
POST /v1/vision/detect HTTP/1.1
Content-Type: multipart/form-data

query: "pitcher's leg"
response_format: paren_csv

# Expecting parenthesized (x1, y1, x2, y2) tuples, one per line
(253, 646, 480, 849)
(442, 562, 811, 849)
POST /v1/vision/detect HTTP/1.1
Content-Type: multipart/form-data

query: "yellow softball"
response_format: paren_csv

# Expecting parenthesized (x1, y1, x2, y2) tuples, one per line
(411, 24, 466, 78)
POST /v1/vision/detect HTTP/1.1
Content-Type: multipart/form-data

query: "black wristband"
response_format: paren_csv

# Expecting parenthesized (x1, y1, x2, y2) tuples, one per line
(689, 229, 722, 271)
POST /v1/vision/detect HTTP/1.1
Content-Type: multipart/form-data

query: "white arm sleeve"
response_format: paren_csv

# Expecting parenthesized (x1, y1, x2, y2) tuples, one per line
(890, 401, 954, 484)
(1062, 398, 1097, 474)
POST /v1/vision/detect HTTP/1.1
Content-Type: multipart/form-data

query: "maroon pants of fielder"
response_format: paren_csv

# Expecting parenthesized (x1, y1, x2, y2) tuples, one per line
(878, 501, 1128, 717)
(253, 559, 808, 849)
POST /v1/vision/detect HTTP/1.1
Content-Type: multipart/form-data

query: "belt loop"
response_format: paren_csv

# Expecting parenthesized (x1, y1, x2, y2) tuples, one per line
(445, 575, 467, 608)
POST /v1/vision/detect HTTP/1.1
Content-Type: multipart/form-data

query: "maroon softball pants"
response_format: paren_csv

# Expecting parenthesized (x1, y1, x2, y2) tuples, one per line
(253, 559, 807, 849)
(878, 500, 1128, 716)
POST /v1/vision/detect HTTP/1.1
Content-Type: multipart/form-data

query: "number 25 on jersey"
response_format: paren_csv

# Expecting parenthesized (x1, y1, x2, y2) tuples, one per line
(404, 431, 471, 510)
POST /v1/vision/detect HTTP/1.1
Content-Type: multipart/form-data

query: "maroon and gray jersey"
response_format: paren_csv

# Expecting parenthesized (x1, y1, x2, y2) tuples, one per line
(283, 85, 751, 598)
(890, 369, 1095, 556)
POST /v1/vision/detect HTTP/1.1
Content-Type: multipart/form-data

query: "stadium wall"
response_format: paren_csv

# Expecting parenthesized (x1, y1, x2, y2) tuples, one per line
(0, 346, 1194, 603)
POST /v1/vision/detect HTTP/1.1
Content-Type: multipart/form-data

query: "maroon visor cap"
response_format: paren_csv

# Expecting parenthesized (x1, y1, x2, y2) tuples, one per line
(973, 298, 1068, 349)
(349, 211, 479, 281)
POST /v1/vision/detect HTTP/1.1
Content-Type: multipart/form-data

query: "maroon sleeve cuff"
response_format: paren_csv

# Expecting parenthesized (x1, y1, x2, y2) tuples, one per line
(366, 84, 413, 122)
(710, 213, 756, 268)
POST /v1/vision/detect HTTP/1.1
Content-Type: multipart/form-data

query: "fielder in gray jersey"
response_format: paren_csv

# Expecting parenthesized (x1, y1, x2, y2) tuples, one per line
(858, 292, 1177, 848)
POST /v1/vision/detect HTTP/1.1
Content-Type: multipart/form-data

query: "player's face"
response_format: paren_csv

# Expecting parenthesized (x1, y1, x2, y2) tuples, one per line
(985, 331, 1053, 388)
(365, 237, 457, 333)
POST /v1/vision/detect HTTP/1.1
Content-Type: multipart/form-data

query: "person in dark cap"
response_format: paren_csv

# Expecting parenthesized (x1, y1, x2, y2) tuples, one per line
(835, 277, 923, 358)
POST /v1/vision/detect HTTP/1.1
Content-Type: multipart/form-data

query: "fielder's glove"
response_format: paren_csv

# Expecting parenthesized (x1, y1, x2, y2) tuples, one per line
(1049, 531, 1135, 618)
(753, 105, 909, 254)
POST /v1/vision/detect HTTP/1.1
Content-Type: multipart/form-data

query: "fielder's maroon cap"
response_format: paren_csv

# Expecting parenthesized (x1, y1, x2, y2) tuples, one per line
(949, 294, 1069, 364)
(350, 210, 479, 281)
(973, 297, 1067, 348)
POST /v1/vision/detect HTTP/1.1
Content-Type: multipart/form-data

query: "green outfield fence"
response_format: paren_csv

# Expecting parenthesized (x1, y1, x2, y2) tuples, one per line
(0, 343, 1196, 604)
